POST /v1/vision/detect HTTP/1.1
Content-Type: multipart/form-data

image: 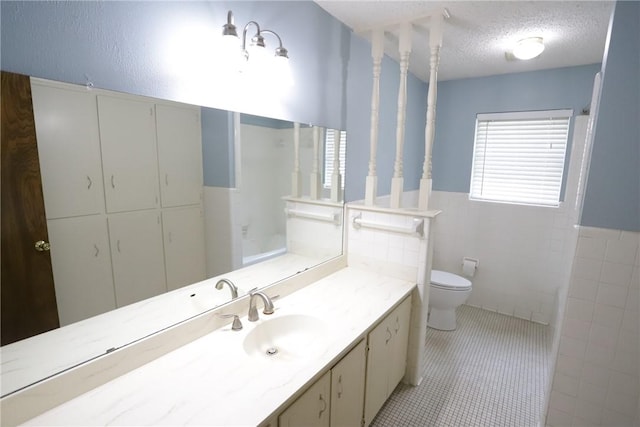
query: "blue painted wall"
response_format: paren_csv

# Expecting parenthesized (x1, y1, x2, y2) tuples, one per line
(4, 1, 635, 231)
(0, 1, 350, 130)
(581, 1, 640, 232)
(431, 64, 601, 196)
(1, 0, 426, 199)
(202, 107, 235, 188)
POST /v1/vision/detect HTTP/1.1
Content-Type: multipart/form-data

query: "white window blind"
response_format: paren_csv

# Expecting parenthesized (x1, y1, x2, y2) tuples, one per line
(323, 130, 347, 189)
(470, 109, 572, 207)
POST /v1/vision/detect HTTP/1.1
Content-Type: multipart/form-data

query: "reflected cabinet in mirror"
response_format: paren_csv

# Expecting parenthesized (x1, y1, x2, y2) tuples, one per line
(0, 74, 347, 397)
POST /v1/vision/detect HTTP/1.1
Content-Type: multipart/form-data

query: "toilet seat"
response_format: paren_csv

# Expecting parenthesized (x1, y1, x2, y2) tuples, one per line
(430, 270, 472, 291)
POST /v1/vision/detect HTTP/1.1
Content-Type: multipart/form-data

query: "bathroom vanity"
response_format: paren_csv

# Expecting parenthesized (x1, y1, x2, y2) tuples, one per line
(9, 265, 415, 426)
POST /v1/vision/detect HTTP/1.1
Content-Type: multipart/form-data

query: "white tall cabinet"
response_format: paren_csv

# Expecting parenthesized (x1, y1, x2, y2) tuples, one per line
(32, 78, 206, 326)
(30, 83, 105, 218)
(45, 216, 115, 326)
(108, 211, 167, 307)
(156, 104, 203, 208)
(98, 96, 160, 213)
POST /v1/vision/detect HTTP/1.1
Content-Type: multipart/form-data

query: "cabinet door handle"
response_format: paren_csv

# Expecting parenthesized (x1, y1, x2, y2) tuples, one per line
(94, 244, 99, 257)
(318, 393, 327, 419)
(337, 374, 343, 399)
(110, 174, 115, 189)
(116, 239, 121, 253)
(87, 175, 92, 190)
(385, 327, 392, 344)
(165, 173, 169, 186)
(395, 316, 400, 334)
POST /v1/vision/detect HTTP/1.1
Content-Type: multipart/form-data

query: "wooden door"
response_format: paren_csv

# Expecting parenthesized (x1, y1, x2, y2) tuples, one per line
(1, 71, 59, 345)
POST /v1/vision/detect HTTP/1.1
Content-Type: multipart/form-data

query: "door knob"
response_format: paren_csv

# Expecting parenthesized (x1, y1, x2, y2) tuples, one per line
(34, 240, 51, 252)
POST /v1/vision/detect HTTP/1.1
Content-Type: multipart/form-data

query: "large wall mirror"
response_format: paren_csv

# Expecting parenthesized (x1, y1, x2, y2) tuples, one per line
(1, 75, 347, 397)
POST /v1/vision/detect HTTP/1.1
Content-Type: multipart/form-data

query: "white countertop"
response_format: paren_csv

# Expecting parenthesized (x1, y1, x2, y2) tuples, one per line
(21, 267, 415, 426)
(1, 253, 324, 398)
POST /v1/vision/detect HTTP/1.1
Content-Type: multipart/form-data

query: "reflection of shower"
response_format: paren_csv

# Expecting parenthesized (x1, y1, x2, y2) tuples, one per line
(239, 121, 290, 267)
(242, 233, 286, 266)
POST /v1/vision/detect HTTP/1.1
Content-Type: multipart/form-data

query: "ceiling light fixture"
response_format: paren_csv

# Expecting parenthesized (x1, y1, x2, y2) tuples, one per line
(222, 10, 289, 66)
(512, 37, 545, 60)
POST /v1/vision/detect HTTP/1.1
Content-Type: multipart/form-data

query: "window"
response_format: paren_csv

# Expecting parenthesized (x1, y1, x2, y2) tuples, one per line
(323, 129, 347, 189)
(469, 109, 572, 207)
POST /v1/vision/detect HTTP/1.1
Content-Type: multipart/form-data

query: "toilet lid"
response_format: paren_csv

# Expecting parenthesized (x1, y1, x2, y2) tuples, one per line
(431, 270, 472, 290)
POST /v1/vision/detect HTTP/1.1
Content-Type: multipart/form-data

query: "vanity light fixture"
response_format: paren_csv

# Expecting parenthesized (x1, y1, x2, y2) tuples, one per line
(511, 37, 545, 60)
(221, 10, 289, 68)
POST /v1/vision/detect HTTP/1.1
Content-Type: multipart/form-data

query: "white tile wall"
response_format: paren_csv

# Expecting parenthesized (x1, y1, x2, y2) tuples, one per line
(285, 200, 344, 259)
(429, 190, 578, 325)
(203, 186, 242, 276)
(346, 205, 436, 386)
(346, 207, 429, 283)
(547, 226, 640, 427)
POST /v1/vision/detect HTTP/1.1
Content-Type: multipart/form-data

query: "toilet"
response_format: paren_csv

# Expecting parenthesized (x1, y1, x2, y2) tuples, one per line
(428, 270, 472, 331)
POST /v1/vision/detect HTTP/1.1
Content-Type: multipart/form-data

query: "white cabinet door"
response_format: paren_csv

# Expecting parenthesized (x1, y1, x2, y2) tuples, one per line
(156, 104, 203, 208)
(31, 82, 105, 219)
(98, 96, 159, 213)
(364, 314, 392, 426)
(162, 207, 206, 291)
(47, 216, 115, 326)
(389, 296, 411, 388)
(364, 295, 412, 426)
(279, 371, 331, 427)
(108, 211, 166, 307)
(331, 339, 367, 427)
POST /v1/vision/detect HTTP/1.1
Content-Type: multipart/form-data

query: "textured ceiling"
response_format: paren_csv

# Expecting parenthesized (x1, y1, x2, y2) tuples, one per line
(314, 1, 614, 82)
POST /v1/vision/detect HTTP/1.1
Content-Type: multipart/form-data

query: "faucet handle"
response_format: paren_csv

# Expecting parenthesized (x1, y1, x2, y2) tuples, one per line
(217, 313, 243, 330)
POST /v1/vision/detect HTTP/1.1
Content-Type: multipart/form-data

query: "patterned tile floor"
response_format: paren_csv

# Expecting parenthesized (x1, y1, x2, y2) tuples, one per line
(371, 305, 550, 427)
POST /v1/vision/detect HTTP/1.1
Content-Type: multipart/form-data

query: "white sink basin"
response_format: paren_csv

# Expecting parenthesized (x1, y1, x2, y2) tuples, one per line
(243, 314, 328, 361)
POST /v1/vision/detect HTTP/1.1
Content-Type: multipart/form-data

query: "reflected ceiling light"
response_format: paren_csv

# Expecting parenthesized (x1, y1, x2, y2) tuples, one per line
(222, 10, 289, 67)
(512, 37, 545, 60)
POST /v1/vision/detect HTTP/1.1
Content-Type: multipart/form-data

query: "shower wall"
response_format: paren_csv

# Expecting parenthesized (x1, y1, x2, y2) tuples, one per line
(239, 124, 291, 260)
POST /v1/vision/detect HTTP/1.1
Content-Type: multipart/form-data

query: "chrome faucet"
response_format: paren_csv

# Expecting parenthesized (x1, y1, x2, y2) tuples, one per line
(248, 288, 275, 321)
(215, 278, 238, 299)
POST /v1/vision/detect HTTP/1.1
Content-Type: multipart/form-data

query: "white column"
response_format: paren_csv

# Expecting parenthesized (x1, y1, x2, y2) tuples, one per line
(390, 23, 413, 209)
(418, 15, 443, 211)
(405, 217, 435, 385)
(330, 129, 343, 202)
(365, 30, 385, 206)
(291, 122, 302, 197)
(309, 126, 323, 199)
